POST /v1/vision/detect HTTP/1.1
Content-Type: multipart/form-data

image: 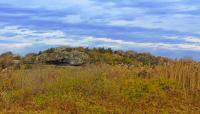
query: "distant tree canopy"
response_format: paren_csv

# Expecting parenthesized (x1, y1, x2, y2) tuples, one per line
(0, 52, 21, 69)
(23, 53, 38, 64)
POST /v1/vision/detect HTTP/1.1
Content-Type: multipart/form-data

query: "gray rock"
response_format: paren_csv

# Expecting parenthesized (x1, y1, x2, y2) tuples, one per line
(36, 48, 89, 66)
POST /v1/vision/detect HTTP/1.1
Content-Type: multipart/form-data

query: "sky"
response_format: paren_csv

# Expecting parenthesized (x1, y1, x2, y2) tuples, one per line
(0, 0, 200, 60)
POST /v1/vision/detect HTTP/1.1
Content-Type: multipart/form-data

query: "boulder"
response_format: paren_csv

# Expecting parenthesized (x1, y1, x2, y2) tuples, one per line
(36, 49, 89, 66)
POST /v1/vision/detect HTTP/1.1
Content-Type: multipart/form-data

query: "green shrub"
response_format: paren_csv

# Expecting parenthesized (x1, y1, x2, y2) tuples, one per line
(123, 78, 174, 99)
(156, 78, 176, 90)
(33, 95, 51, 108)
(6, 89, 25, 102)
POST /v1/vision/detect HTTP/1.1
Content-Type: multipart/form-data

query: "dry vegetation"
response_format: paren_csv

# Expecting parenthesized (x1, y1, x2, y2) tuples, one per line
(0, 48, 199, 113)
(0, 63, 199, 114)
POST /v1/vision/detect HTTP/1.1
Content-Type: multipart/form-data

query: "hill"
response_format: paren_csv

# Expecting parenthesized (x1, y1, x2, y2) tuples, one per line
(0, 47, 199, 113)
(6, 46, 169, 66)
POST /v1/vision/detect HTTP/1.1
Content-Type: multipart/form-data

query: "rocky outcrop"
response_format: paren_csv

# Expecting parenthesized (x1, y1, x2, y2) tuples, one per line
(35, 47, 89, 66)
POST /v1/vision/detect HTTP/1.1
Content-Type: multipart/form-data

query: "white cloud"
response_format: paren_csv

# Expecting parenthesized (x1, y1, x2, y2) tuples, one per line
(163, 35, 200, 43)
(183, 37, 200, 43)
(0, 0, 94, 10)
(0, 26, 65, 38)
(0, 42, 32, 48)
(61, 15, 84, 24)
(108, 14, 200, 34)
(83, 36, 200, 51)
(1, 26, 200, 53)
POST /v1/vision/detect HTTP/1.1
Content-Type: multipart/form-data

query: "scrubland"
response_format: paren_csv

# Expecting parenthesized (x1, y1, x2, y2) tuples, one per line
(0, 48, 199, 113)
(0, 63, 199, 114)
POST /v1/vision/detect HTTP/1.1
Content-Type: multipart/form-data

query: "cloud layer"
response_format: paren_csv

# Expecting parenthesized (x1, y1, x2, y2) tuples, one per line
(0, 0, 200, 59)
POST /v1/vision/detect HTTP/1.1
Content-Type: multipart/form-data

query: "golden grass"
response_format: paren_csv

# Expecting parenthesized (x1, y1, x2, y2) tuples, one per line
(0, 64, 199, 114)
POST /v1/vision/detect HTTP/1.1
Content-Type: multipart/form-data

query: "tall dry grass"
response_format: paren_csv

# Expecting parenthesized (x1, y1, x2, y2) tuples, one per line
(151, 59, 200, 90)
(0, 64, 199, 113)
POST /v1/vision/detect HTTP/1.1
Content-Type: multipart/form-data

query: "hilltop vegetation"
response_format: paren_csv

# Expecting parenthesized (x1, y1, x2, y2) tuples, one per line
(0, 46, 168, 67)
(0, 47, 199, 113)
(40, 47, 168, 66)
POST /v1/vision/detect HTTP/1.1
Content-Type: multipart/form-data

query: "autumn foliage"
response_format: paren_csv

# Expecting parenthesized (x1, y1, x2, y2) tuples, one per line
(0, 47, 199, 113)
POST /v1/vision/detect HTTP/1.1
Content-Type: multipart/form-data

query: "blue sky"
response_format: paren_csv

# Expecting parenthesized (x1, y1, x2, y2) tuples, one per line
(0, 0, 200, 60)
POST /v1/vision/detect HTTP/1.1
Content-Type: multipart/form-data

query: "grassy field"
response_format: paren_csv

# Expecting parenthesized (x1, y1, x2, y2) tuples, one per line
(0, 64, 199, 114)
